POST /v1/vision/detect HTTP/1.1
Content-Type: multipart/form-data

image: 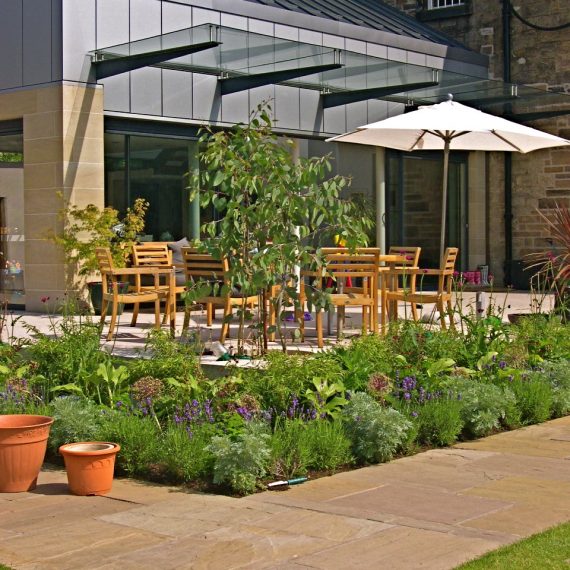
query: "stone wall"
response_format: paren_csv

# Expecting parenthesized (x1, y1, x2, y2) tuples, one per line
(383, 0, 570, 279)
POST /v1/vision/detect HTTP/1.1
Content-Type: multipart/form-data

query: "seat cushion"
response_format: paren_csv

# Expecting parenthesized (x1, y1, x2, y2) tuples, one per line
(168, 237, 190, 272)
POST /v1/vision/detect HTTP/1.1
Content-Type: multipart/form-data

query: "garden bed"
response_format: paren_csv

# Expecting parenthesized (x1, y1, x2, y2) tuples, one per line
(1, 311, 569, 496)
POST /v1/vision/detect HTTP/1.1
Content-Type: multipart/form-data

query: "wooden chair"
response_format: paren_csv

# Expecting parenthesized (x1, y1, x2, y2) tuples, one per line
(181, 247, 259, 343)
(382, 247, 459, 330)
(95, 247, 171, 341)
(132, 243, 185, 322)
(309, 247, 380, 348)
(386, 246, 422, 320)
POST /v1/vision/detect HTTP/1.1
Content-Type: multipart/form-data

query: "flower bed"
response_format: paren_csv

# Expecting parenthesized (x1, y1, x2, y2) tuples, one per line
(1, 312, 569, 495)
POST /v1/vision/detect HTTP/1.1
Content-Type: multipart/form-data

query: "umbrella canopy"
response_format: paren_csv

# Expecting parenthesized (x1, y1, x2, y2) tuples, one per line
(328, 96, 570, 260)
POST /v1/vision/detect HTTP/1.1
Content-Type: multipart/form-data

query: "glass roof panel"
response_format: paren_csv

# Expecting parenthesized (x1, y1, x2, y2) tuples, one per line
(91, 24, 570, 119)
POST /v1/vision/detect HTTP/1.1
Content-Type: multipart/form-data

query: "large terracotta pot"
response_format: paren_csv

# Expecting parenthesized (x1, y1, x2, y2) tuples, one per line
(59, 442, 120, 496)
(0, 414, 54, 492)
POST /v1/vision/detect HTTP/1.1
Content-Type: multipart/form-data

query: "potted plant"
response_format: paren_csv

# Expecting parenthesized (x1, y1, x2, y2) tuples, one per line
(59, 441, 120, 496)
(0, 414, 54, 492)
(53, 198, 149, 314)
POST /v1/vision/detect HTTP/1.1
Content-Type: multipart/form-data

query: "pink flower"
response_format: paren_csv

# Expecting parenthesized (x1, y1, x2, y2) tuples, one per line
(40, 296, 50, 303)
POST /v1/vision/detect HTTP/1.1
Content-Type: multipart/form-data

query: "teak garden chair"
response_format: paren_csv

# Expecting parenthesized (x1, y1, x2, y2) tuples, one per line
(181, 247, 258, 343)
(132, 243, 186, 322)
(386, 245, 422, 321)
(95, 247, 171, 341)
(382, 247, 459, 330)
(310, 247, 380, 348)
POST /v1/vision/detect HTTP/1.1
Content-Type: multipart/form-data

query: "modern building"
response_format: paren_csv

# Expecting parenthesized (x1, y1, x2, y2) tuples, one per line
(384, 0, 570, 287)
(0, 0, 567, 310)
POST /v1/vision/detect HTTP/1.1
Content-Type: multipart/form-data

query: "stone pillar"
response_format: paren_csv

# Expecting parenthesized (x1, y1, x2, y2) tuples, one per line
(0, 82, 104, 311)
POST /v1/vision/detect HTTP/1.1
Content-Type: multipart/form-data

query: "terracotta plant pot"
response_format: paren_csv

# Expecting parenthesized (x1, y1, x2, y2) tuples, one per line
(59, 442, 120, 496)
(0, 414, 54, 492)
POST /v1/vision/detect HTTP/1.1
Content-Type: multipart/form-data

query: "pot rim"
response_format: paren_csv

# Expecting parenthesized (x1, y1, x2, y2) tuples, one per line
(59, 442, 121, 456)
(0, 415, 54, 429)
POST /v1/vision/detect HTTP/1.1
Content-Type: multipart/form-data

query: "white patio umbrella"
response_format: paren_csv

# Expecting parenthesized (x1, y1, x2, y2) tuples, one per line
(327, 95, 570, 261)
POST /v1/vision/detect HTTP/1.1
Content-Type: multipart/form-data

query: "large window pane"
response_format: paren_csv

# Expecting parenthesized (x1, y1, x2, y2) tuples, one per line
(105, 133, 200, 241)
(0, 131, 24, 306)
(387, 151, 467, 270)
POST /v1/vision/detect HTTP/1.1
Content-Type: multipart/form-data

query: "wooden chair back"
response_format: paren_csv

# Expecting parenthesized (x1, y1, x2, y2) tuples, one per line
(388, 246, 421, 267)
(95, 247, 115, 291)
(132, 243, 172, 267)
(320, 247, 380, 294)
(181, 247, 229, 286)
(441, 247, 459, 274)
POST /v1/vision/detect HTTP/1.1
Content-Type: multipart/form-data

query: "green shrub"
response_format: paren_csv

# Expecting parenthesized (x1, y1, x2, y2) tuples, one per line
(414, 398, 464, 446)
(128, 330, 202, 386)
(303, 419, 352, 472)
(26, 320, 105, 398)
(535, 361, 570, 417)
(161, 423, 215, 483)
(334, 335, 392, 391)
(98, 411, 161, 477)
(48, 397, 104, 452)
(342, 392, 411, 464)
(207, 421, 271, 494)
(270, 417, 352, 478)
(512, 376, 553, 425)
(270, 418, 311, 479)
(444, 379, 519, 438)
(241, 351, 343, 412)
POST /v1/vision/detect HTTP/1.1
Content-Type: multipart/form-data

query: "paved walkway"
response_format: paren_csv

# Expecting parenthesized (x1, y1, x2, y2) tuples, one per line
(1, 416, 569, 569)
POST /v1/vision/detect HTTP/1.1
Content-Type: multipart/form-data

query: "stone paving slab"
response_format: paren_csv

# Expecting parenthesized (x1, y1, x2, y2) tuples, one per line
(1, 417, 570, 569)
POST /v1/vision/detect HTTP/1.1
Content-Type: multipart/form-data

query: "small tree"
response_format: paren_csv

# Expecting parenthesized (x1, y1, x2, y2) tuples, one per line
(54, 198, 149, 277)
(189, 104, 372, 353)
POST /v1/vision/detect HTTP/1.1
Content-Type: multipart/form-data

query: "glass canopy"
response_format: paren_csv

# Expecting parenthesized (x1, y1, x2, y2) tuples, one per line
(90, 23, 570, 120)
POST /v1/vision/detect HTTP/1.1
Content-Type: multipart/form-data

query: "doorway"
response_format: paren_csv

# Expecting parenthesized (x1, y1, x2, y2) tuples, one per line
(386, 150, 468, 270)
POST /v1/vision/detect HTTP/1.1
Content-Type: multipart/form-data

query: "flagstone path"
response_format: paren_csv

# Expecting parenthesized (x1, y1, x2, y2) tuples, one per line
(1, 416, 569, 569)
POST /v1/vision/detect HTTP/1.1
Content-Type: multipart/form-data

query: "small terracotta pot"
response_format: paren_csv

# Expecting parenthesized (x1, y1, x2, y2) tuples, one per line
(0, 414, 54, 493)
(59, 442, 120, 496)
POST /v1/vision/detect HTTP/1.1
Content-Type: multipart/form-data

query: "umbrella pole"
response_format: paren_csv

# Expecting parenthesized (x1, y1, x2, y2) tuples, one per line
(439, 137, 450, 264)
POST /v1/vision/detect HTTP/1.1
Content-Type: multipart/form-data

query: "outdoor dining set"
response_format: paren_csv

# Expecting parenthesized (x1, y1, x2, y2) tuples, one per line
(96, 243, 459, 347)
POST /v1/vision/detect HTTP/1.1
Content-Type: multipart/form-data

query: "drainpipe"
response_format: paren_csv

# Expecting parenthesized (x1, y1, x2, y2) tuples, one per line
(502, 0, 513, 285)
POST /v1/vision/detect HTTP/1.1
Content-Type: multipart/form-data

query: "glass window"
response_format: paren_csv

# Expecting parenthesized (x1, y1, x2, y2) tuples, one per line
(0, 131, 25, 305)
(105, 133, 201, 241)
(427, 0, 464, 9)
(386, 150, 468, 271)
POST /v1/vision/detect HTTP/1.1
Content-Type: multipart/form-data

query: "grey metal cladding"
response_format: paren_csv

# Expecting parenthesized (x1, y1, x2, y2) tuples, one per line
(100, 74, 130, 112)
(62, 0, 96, 83)
(162, 1, 193, 34)
(131, 0, 161, 42)
(193, 74, 220, 122)
(299, 89, 322, 133)
(96, 0, 129, 49)
(221, 90, 249, 124)
(131, 67, 162, 115)
(274, 85, 300, 131)
(51, 0, 63, 81)
(0, 0, 23, 89)
(162, 69, 192, 119)
(23, 0, 53, 85)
